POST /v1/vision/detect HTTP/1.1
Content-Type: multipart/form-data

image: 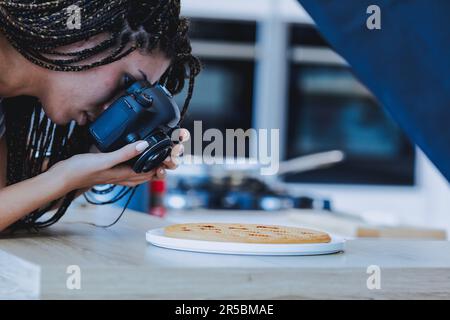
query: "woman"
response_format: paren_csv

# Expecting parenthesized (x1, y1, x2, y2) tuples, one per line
(0, 0, 200, 231)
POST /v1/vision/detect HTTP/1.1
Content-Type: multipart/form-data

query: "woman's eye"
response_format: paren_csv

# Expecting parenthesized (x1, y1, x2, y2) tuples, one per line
(122, 73, 136, 88)
(138, 69, 148, 81)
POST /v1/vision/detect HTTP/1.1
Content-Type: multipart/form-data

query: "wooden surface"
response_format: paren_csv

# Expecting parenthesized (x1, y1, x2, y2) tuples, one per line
(1, 204, 450, 299)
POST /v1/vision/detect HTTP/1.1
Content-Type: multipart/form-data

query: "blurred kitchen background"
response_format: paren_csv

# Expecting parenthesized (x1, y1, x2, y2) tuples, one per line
(82, 0, 450, 239)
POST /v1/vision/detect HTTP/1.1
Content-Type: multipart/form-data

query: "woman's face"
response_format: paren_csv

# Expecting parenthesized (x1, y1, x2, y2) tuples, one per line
(37, 49, 171, 125)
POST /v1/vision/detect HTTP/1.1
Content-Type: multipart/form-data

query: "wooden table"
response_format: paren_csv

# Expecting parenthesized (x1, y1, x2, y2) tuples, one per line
(1, 205, 450, 299)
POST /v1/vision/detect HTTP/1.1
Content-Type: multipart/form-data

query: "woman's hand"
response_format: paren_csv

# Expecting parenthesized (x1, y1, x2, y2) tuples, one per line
(51, 129, 189, 191)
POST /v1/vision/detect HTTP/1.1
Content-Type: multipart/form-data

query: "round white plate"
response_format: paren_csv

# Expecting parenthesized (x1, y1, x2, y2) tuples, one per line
(146, 228, 345, 256)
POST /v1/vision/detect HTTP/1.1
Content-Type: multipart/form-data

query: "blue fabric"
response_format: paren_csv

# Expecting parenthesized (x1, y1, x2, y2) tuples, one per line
(298, 0, 450, 182)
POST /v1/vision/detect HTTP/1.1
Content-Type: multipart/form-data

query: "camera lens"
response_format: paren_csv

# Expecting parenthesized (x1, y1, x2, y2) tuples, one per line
(142, 147, 171, 172)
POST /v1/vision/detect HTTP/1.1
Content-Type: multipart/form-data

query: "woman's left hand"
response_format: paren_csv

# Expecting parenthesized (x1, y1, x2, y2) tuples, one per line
(111, 128, 189, 187)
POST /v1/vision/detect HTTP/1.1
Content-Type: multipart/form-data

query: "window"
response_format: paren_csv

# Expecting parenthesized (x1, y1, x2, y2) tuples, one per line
(175, 19, 256, 157)
(284, 25, 415, 185)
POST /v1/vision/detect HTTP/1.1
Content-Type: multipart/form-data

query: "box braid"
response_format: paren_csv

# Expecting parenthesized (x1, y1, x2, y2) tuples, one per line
(0, 0, 201, 231)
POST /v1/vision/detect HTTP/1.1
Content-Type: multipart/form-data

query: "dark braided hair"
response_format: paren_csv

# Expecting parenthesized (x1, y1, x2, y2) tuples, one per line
(0, 0, 201, 230)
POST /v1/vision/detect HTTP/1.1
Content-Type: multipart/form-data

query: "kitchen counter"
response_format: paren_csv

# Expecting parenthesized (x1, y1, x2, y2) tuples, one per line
(1, 205, 450, 299)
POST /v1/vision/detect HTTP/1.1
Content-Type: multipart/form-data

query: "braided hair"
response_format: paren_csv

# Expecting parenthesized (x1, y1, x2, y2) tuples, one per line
(0, 0, 201, 230)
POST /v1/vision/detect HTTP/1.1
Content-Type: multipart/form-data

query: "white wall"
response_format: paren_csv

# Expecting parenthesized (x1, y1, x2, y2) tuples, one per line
(415, 150, 450, 231)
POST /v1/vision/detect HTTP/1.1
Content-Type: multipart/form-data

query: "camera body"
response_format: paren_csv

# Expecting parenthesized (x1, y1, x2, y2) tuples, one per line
(89, 80, 180, 173)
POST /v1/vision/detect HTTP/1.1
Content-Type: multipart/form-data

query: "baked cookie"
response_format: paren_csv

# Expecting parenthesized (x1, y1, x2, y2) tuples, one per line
(164, 223, 331, 244)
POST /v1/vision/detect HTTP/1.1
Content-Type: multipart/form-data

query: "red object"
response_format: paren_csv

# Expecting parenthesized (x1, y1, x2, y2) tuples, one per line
(149, 180, 166, 217)
(151, 180, 166, 193)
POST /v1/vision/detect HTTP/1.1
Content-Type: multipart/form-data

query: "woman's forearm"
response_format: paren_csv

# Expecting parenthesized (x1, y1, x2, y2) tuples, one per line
(0, 169, 72, 231)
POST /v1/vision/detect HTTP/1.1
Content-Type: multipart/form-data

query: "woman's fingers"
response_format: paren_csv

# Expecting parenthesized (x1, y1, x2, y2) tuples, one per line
(162, 156, 177, 170)
(101, 165, 138, 183)
(178, 128, 190, 142)
(172, 128, 190, 143)
(123, 169, 157, 182)
(162, 145, 183, 170)
(100, 140, 149, 169)
(114, 174, 161, 187)
(104, 165, 160, 185)
(88, 131, 189, 186)
(155, 167, 166, 179)
(92, 129, 189, 174)
(172, 143, 184, 157)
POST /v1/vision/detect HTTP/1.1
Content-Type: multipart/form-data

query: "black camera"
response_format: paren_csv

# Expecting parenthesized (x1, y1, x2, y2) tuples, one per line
(89, 78, 180, 173)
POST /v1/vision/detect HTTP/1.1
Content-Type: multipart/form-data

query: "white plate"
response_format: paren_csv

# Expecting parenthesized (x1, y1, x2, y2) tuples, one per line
(146, 228, 345, 256)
